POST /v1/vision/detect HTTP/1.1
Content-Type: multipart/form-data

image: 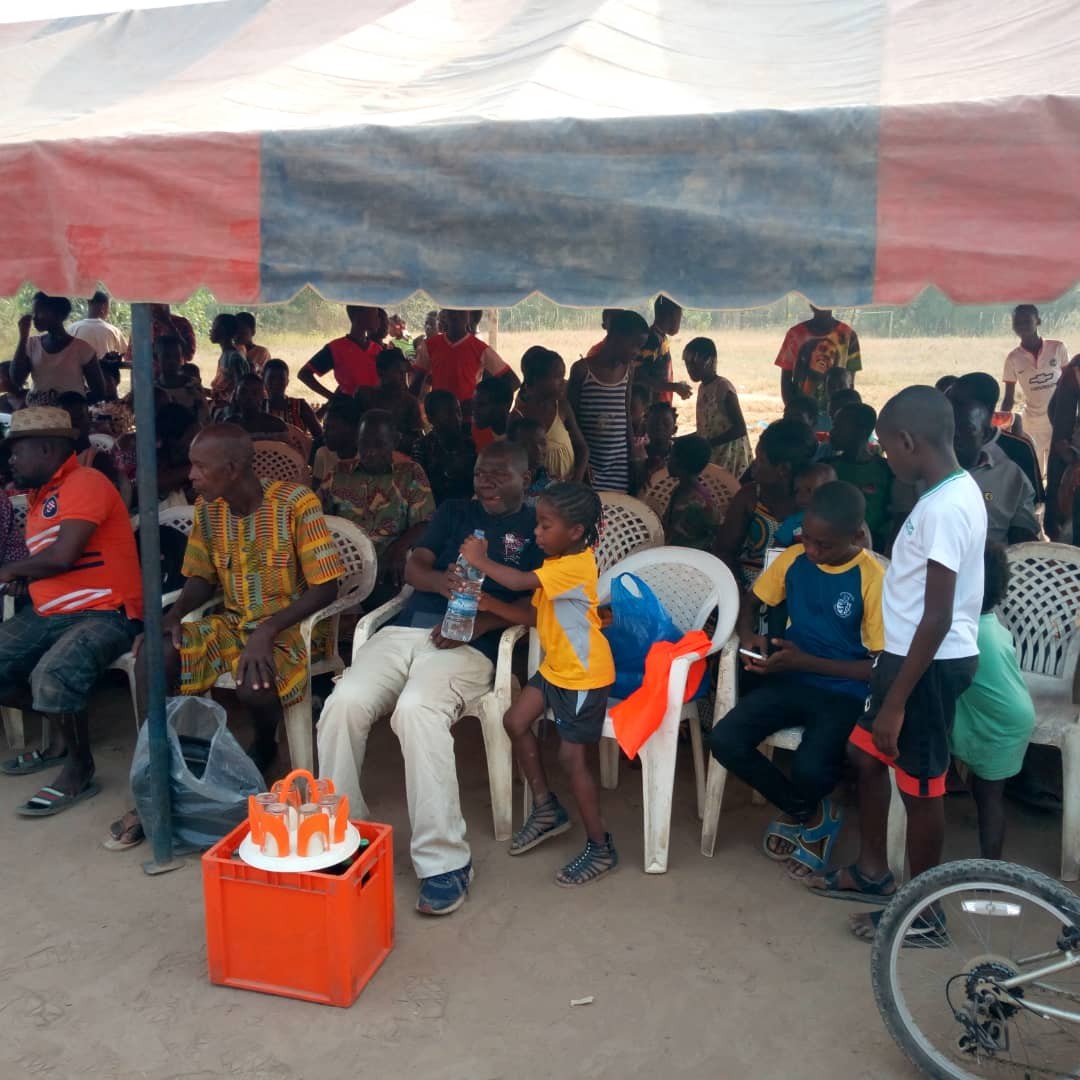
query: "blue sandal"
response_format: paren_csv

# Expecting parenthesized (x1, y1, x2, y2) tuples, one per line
(805, 862, 897, 904)
(762, 818, 804, 862)
(783, 798, 844, 877)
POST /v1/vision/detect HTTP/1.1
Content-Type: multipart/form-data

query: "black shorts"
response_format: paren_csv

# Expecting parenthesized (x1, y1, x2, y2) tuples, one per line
(850, 651, 978, 798)
(527, 672, 611, 744)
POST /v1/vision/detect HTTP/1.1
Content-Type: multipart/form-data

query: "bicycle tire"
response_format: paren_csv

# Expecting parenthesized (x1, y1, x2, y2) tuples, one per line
(871, 859, 1080, 1080)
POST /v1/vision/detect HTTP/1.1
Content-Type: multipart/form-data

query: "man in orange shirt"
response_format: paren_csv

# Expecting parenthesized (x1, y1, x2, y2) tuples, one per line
(0, 407, 143, 816)
(411, 309, 520, 421)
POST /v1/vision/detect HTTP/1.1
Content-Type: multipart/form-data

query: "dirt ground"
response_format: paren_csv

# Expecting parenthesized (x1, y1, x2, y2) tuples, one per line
(0, 681, 1071, 1080)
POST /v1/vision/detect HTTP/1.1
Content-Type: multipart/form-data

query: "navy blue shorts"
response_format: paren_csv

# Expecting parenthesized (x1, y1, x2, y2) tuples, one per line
(527, 672, 611, 744)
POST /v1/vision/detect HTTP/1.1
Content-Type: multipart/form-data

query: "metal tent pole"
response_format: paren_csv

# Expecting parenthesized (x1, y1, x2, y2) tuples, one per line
(130, 302, 182, 875)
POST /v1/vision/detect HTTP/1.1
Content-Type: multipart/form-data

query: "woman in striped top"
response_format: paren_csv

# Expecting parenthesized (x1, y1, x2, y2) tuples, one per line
(568, 310, 650, 493)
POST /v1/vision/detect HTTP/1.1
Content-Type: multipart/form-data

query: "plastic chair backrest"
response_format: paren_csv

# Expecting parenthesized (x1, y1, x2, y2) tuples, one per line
(9, 493, 27, 536)
(998, 542, 1080, 680)
(89, 432, 116, 451)
(595, 493, 664, 575)
(322, 515, 378, 605)
(281, 423, 313, 461)
(597, 545, 740, 650)
(253, 440, 309, 485)
(640, 464, 739, 521)
(158, 504, 195, 537)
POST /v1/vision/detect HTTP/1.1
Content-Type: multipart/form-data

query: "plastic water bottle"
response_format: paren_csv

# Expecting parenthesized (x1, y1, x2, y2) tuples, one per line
(441, 529, 486, 641)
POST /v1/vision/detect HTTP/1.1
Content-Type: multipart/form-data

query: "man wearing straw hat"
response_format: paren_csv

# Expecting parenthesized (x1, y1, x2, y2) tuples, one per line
(0, 406, 143, 815)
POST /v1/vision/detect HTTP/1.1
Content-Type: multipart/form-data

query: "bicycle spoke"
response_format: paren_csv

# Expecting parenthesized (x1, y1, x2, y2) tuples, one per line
(874, 862, 1080, 1080)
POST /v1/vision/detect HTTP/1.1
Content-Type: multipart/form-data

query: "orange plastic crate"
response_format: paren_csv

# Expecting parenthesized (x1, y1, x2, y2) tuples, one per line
(202, 819, 394, 1007)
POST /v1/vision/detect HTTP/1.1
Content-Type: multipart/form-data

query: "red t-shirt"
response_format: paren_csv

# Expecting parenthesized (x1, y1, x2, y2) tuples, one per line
(25, 455, 143, 619)
(425, 334, 495, 403)
(472, 425, 498, 451)
(307, 337, 381, 395)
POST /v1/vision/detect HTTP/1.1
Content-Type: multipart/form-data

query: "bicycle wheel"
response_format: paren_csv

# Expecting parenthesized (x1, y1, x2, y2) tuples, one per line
(871, 859, 1080, 1079)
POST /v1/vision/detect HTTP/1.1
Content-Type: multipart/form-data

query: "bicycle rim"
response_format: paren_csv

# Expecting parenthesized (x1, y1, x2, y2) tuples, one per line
(879, 872, 1080, 1079)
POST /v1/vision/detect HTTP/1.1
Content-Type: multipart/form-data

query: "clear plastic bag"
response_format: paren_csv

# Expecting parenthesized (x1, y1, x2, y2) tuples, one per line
(130, 696, 265, 851)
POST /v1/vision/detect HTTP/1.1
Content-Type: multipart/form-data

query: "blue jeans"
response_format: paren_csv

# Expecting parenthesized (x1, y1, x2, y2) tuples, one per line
(0, 607, 138, 715)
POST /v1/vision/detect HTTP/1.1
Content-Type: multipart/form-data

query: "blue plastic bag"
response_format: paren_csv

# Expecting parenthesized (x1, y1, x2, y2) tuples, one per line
(603, 572, 685, 699)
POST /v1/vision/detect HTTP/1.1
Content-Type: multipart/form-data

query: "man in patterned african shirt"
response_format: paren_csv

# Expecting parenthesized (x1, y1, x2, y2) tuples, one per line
(140, 424, 344, 772)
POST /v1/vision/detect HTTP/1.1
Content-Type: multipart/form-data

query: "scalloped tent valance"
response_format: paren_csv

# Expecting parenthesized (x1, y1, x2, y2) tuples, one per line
(2, 0, 1079, 307)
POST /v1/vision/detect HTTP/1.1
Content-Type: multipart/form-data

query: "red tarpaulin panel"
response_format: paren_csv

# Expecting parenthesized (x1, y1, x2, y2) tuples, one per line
(0, 133, 260, 302)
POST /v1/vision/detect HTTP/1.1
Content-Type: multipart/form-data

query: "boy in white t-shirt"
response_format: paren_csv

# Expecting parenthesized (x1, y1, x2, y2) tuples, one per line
(805, 386, 987, 946)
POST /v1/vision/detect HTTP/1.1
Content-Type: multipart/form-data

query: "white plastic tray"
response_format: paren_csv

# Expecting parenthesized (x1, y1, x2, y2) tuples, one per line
(237, 822, 363, 873)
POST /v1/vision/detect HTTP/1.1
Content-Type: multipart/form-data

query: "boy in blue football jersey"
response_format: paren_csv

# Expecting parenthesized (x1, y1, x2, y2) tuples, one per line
(709, 481, 884, 877)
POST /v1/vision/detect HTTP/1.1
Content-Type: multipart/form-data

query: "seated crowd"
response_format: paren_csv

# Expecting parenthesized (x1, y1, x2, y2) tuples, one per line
(0, 293, 1073, 933)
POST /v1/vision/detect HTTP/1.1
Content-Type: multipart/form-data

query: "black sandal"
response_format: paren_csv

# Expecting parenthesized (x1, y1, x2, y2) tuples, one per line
(103, 809, 145, 851)
(510, 794, 570, 855)
(555, 833, 619, 887)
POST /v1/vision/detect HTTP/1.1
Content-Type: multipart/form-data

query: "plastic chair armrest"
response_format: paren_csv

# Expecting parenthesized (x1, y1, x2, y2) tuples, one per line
(352, 586, 413, 653)
(493, 624, 528, 697)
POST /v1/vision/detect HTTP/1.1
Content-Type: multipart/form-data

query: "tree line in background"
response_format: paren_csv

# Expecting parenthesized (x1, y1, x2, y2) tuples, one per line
(2, 282, 1080, 353)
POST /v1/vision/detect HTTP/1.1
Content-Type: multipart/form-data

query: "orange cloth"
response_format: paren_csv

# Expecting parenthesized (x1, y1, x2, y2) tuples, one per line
(609, 630, 710, 759)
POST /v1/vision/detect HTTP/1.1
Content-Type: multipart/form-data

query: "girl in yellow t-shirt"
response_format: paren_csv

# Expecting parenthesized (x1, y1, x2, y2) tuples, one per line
(459, 481, 616, 886)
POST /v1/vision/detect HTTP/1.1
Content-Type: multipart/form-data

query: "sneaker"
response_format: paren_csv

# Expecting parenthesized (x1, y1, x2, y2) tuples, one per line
(555, 833, 618, 887)
(416, 862, 474, 916)
(509, 794, 571, 855)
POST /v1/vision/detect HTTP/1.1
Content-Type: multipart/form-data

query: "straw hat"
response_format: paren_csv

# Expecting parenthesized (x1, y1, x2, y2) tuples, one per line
(4, 406, 78, 442)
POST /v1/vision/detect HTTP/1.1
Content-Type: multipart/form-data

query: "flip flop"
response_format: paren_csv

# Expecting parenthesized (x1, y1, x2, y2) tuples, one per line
(762, 818, 804, 862)
(103, 810, 145, 851)
(16, 780, 100, 818)
(804, 862, 896, 904)
(1, 748, 68, 776)
(851, 908, 949, 948)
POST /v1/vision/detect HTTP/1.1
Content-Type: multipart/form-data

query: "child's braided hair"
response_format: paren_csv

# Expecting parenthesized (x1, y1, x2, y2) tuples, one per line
(538, 481, 604, 548)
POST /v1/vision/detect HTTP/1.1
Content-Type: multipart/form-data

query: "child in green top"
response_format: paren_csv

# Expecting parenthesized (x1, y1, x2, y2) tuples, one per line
(949, 544, 1035, 859)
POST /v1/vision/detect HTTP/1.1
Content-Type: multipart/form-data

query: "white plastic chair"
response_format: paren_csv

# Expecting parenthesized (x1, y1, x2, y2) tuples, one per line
(594, 492, 664, 575)
(997, 542, 1080, 880)
(9, 493, 28, 535)
(112, 515, 376, 773)
(253, 440, 310, 486)
(640, 464, 739, 523)
(349, 585, 525, 842)
(524, 546, 739, 873)
(281, 423, 313, 463)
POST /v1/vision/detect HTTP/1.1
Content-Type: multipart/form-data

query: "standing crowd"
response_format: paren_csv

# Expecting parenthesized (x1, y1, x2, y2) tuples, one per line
(0, 291, 1073, 930)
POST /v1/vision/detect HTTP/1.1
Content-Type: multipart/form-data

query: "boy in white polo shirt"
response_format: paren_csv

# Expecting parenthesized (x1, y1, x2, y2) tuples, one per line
(805, 386, 987, 946)
(1002, 303, 1069, 469)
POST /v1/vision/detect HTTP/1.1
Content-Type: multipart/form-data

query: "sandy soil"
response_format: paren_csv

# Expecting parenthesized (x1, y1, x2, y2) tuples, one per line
(1, 682, 1071, 1080)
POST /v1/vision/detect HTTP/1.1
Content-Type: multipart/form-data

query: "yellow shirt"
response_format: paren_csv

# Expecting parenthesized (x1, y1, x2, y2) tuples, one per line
(533, 548, 615, 691)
